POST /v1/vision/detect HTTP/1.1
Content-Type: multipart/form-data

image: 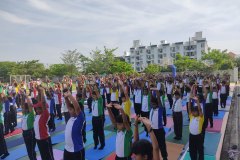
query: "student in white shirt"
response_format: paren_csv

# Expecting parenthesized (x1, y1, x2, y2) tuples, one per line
(133, 80, 142, 116)
(166, 80, 173, 109)
(188, 95, 204, 160)
(220, 81, 227, 108)
(212, 87, 219, 116)
(172, 91, 183, 140)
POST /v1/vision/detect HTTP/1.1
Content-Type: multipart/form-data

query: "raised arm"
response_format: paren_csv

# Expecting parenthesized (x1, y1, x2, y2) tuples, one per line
(140, 117, 160, 160)
(106, 103, 117, 128)
(64, 91, 81, 115)
(115, 104, 131, 131)
(133, 116, 139, 142)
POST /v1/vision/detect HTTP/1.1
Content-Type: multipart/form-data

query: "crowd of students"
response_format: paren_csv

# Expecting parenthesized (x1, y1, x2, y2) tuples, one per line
(0, 72, 230, 160)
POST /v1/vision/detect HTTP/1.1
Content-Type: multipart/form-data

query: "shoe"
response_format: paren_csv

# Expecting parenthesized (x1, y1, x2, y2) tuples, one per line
(210, 125, 213, 128)
(174, 136, 178, 140)
(94, 145, 98, 149)
(98, 145, 105, 150)
(1, 153, 9, 159)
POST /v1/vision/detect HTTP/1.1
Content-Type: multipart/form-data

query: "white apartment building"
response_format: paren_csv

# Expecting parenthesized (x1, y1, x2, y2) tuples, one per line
(124, 32, 208, 72)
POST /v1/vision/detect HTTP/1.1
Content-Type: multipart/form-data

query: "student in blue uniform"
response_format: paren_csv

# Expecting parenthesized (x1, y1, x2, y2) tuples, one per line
(63, 90, 85, 160)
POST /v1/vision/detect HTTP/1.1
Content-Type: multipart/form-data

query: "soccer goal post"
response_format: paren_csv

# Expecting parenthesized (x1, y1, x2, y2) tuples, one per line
(10, 75, 31, 84)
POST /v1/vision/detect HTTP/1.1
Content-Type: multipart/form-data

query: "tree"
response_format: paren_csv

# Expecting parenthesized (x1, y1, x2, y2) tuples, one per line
(109, 60, 133, 73)
(49, 64, 69, 77)
(61, 49, 82, 76)
(144, 64, 161, 74)
(202, 49, 235, 70)
(85, 47, 118, 74)
(11, 60, 46, 78)
(0, 61, 17, 82)
(174, 54, 206, 72)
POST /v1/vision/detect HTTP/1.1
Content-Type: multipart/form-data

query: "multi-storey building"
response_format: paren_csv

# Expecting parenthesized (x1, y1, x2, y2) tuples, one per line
(124, 32, 208, 72)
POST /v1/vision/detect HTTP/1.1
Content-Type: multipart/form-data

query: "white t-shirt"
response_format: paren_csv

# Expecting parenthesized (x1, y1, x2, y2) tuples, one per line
(173, 98, 182, 112)
(166, 83, 173, 94)
(134, 89, 142, 104)
(141, 95, 149, 112)
(220, 86, 226, 94)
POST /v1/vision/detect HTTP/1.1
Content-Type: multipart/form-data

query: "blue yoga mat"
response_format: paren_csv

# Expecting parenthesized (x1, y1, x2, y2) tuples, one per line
(139, 127, 171, 140)
(204, 132, 221, 156)
(85, 134, 116, 160)
(213, 111, 225, 119)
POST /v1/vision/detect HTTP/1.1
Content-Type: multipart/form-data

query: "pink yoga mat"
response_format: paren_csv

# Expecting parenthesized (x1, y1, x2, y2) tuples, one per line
(206, 119, 223, 133)
(37, 149, 64, 160)
(166, 117, 174, 128)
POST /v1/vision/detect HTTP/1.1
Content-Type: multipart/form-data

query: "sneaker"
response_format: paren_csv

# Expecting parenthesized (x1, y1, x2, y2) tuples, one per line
(94, 145, 98, 149)
(1, 153, 9, 159)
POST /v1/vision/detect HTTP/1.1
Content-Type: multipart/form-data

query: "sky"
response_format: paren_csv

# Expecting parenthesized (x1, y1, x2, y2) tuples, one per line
(0, 0, 240, 64)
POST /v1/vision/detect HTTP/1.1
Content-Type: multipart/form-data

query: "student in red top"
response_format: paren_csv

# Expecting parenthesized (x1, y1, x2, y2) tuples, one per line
(33, 86, 54, 160)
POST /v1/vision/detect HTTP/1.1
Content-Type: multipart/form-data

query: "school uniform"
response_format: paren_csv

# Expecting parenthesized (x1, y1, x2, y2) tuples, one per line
(166, 83, 173, 109)
(100, 87, 107, 120)
(0, 102, 9, 156)
(22, 110, 37, 160)
(212, 91, 219, 116)
(62, 97, 70, 124)
(141, 94, 151, 133)
(106, 86, 111, 103)
(64, 112, 85, 160)
(34, 109, 54, 160)
(204, 92, 213, 128)
(133, 89, 142, 116)
(220, 85, 227, 108)
(92, 97, 105, 147)
(110, 90, 119, 119)
(150, 107, 168, 160)
(86, 91, 92, 113)
(172, 98, 183, 139)
(78, 99, 86, 143)
(55, 90, 62, 120)
(46, 97, 56, 131)
(189, 114, 204, 160)
(3, 99, 14, 134)
(115, 129, 133, 160)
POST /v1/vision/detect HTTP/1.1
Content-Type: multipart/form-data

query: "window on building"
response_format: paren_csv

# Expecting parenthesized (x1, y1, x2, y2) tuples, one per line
(176, 46, 180, 50)
(163, 53, 167, 57)
(151, 54, 154, 58)
(201, 43, 205, 48)
(158, 49, 163, 53)
(158, 60, 161, 64)
(171, 47, 175, 52)
(158, 54, 163, 59)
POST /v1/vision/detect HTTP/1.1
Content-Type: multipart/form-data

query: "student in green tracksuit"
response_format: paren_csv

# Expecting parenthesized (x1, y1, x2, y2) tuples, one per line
(20, 94, 37, 160)
(0, 95, 10, 159)
(91, 85, 105, 150)
(106, 100, 132, 160)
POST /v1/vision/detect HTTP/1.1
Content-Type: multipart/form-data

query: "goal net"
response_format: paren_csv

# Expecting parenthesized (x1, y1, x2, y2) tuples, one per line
(10, 75, 31, 84)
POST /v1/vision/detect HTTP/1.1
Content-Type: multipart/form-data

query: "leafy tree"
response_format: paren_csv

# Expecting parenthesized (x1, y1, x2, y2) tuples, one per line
(11, 60, 46, 78)
(0, 61, 17, 82)
(144, 64, 161, 74)
(85, 47, 118, 74)
(49, 64, 69, 77)
(174, 54, 206, 71)
(109, 60, 133, 73)
(61, 49, 82, 76)
(202, 49, 235, 70)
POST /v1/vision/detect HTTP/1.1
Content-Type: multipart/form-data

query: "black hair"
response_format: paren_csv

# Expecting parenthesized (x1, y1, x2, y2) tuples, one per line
(132, 139, 153, 160)
(116, 114, 131, 125)
(120, 93, 126, 98)
(151, 94, 158, 106)
(116, 115, 123, 123)
(174, 91, 180, 96)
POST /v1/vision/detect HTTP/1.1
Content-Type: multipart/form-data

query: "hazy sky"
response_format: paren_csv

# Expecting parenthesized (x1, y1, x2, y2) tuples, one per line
(0, 0, 240, 64)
